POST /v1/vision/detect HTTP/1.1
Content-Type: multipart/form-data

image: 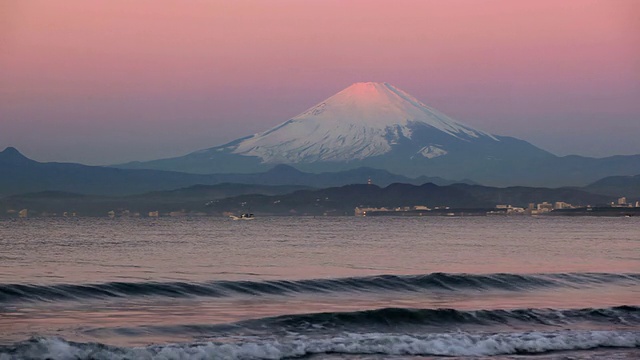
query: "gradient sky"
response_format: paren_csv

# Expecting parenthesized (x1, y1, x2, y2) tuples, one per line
(1, 0, 639, 165)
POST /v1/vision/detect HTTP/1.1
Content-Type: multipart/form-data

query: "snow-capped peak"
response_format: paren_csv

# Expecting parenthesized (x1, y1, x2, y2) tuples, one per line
(230, 82, 497, 163)
(292, 82, 494, 138)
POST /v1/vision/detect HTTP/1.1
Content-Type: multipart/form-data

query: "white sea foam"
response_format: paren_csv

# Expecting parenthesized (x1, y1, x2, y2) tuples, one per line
(2, 330, 639, 360)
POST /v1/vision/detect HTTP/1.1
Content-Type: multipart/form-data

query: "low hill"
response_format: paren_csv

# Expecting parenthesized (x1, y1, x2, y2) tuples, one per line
(582, 175, 640, 198)
(0, 183, 310, 217)
(209, 183, 613, 216)
(1, 181, 613, 217)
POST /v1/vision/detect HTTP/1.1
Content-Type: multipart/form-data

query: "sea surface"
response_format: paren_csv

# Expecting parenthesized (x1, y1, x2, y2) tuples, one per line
(0, 216, 639, 359)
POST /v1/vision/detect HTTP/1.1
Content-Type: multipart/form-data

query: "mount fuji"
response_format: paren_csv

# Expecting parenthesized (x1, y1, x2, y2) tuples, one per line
(118, 82, 640, 186)
(231, 82, 501, 163)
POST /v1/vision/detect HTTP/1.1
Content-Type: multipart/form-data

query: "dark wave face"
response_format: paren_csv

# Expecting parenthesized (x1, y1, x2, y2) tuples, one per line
(82, 305, 640, 338)
(237, 305, 640, 332)
(2, 272, 639, 304)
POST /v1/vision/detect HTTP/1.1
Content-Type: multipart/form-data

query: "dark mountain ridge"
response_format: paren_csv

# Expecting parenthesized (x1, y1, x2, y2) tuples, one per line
(0, 147, 463, 197)
(582, 174, 640, 198)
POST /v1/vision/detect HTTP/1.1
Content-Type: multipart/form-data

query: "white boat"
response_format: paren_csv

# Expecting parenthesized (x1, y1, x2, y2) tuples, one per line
(230, 213, 255, 220)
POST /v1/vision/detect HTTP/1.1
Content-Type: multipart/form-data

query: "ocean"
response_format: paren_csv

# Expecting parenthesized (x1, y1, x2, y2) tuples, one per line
(0, 216, 638, 359)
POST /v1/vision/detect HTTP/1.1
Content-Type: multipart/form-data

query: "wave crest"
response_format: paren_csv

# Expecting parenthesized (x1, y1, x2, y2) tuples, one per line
(246, 305, 640, 331)
(2, 272, 639, 303)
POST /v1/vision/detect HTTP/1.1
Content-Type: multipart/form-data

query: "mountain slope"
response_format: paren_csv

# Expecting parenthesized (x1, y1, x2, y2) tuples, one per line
(0, 147, 222, 197)
(0, 147, 462, 197)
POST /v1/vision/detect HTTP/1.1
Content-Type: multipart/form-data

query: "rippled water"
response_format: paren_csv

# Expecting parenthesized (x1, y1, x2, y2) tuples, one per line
(0, 216, 638, 359)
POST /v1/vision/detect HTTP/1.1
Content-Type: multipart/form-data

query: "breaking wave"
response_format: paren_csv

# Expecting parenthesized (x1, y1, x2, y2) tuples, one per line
(2, 330, 639, 359)
(2, 272, 639, 304)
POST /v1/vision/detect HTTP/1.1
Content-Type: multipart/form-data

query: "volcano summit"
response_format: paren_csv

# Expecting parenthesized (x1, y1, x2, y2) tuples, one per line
(118, 82, 640, 186)
(232, 82, 499, 163)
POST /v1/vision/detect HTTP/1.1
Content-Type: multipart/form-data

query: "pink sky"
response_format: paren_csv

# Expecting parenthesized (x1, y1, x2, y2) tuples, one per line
(1, 0, 639, 164)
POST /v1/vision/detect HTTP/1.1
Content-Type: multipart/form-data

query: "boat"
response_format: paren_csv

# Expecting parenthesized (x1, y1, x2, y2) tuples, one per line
(230, 213, 254, 220)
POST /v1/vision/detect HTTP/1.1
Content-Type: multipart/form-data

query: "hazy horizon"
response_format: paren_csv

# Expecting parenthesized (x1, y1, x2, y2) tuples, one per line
(2, 0, 639, 165)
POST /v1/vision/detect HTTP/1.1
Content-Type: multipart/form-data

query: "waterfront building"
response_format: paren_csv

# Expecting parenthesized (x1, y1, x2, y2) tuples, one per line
(554, 202, 572, 210)
(537, 202, 553, 212)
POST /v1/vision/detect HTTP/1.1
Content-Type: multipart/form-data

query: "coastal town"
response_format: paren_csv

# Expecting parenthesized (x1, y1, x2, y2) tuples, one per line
(355, 197, 640, 217)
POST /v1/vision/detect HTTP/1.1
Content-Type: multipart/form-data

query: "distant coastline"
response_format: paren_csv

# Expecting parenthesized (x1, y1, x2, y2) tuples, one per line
(356, 206, 640, 218)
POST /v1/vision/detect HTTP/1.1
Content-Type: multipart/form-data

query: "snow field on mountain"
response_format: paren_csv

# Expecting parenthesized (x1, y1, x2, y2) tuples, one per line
(231, 82, 497, 163)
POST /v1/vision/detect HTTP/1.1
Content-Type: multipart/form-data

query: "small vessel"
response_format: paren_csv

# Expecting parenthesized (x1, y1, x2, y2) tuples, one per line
(230, 213, 254, 220)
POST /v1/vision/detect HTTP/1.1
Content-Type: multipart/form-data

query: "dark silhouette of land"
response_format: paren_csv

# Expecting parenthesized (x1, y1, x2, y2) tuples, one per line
(1, 147, 638, 217)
